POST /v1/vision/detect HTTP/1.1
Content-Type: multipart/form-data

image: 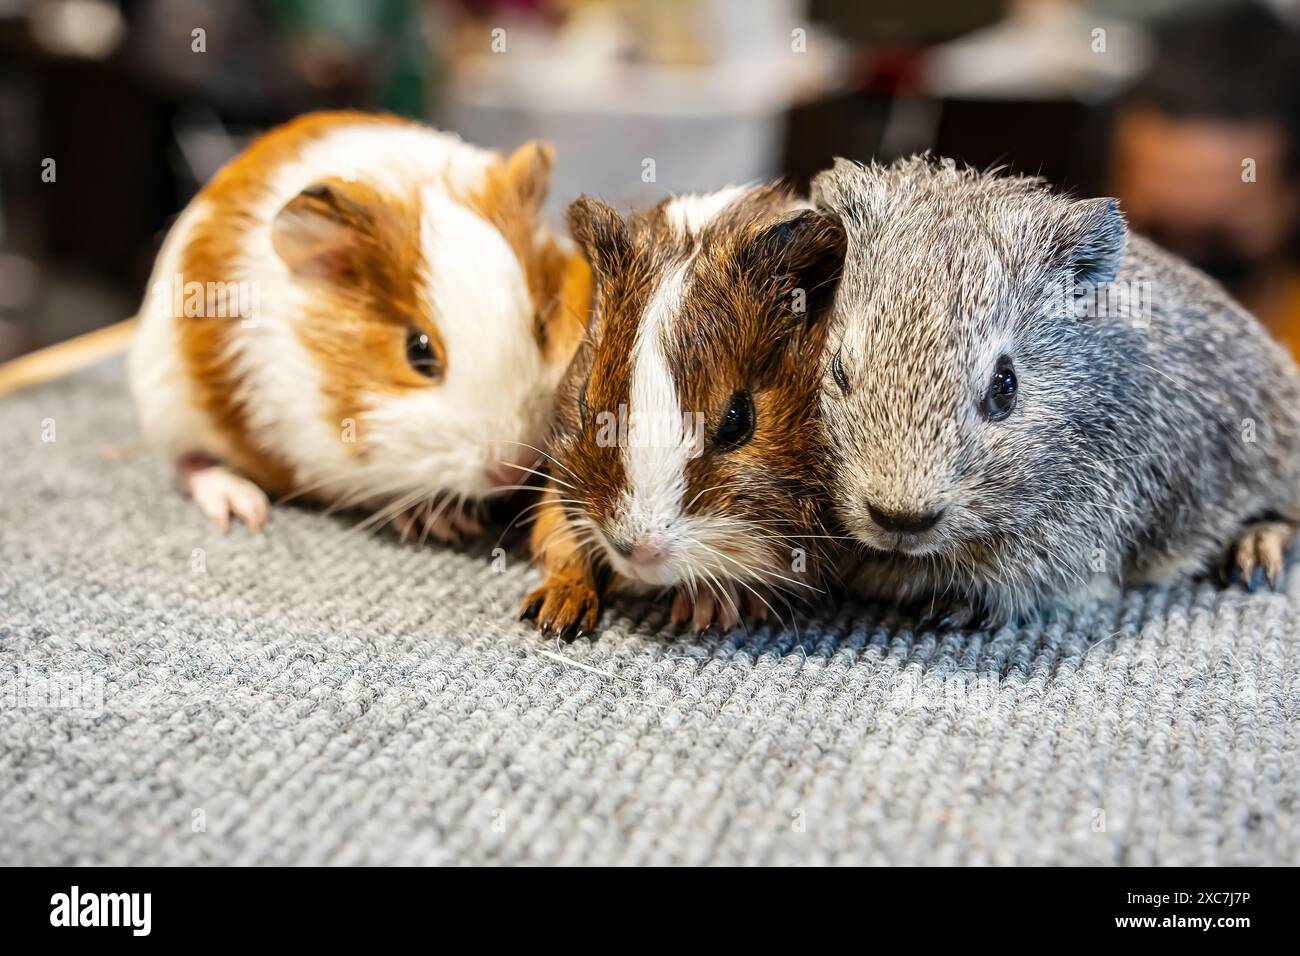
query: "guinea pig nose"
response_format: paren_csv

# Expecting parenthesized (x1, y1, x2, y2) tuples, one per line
(484, 462, 521, 488)
(867, 503, 944, 534)
(484, 448, 541, 489)
(628, 542, 670, 568)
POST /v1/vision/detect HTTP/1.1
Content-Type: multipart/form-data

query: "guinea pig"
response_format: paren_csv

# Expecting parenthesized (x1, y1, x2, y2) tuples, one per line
(128, 111, 589, 539)
(519, 184, 848, 637)
(812, 155, 1300, 625)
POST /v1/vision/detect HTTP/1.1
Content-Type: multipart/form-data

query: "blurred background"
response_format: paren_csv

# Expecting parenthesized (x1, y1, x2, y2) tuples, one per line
(1, 0, 1298, 362)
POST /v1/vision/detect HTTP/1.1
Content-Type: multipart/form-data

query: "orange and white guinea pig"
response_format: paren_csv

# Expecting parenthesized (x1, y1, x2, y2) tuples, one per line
(128, 111, 589, 539)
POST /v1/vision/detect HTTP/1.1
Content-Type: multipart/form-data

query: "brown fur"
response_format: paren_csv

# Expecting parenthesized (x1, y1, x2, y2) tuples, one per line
(523, 186, 847, 636)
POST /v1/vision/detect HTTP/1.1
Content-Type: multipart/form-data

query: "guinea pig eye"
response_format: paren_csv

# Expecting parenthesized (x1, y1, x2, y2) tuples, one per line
(405, 330, 440, 378)
(715, 389, 755, 452)
(831, 346, 850, 395)
(982, 356, 1018, 421)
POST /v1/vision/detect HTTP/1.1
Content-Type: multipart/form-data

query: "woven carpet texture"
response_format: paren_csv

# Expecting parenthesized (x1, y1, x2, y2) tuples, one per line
(0, 360, 1296, 865)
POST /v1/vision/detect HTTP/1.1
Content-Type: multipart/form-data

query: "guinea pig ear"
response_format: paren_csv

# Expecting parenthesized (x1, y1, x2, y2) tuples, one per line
(566, 195, 631, 279)
(271, 180, 376, 279)
(744, 208, 848, 324)
(810, 157, 882, 231)
(504, 140, 555, 216)
(809, 157, 864, 211)
(1054, 197, 1127, 289)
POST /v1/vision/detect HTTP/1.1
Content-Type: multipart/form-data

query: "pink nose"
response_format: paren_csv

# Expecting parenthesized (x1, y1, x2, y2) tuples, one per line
(629, 543, 669, 568)
(484, 461, 523, 488)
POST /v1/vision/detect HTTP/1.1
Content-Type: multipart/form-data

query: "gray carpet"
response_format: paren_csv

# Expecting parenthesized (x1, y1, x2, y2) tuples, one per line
(1, 359, 1297, 866)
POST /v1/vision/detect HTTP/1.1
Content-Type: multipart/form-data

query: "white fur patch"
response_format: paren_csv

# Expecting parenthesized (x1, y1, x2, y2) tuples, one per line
(621, 256, 695, 548)
(662, 186, 748, 235)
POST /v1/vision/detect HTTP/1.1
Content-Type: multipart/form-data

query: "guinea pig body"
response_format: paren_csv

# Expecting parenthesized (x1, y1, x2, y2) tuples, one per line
(521, 184, 847, 636)
(129, 111, 588, 536)
(814, 156, 1300, 624)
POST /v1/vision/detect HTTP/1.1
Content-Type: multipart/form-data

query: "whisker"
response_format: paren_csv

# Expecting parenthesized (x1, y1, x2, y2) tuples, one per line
(491, 439, 577, 480)
(508, 463, 576, 490)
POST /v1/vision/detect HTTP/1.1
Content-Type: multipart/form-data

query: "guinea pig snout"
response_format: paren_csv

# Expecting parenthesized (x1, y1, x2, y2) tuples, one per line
(608, 534, 668, 564)
(483, 462, 521, 488)
(604, 529, 677, 583)
(482, 444, 540, 490)
(866, 503, 944, 535)
(626, 541, 670, 569)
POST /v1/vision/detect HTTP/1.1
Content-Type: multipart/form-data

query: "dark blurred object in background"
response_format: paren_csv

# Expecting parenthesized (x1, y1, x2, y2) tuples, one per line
(3, 0, 1300, 365)
(0, 0, 431, 361)
(1109, 2, 1300, 352)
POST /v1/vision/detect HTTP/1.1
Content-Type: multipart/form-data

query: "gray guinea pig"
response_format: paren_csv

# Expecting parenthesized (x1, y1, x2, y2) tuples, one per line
(812, 155, 1300, 625)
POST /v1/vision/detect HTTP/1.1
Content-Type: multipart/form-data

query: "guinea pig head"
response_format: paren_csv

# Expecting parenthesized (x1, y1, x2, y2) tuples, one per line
(270, 141, 581, 504)
(550, 187, 847, 592)
(812, 156, 1130, 568)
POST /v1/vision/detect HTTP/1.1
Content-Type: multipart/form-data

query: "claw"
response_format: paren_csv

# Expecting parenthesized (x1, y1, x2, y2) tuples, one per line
(937, 609, 973, 630)
(1216, 551, 1234, 587)
(916, 602, 980, 631)
(1262, 541, 1286, 588)
(690, 590, 716, 632)
(1237, 545, 1259, 587)
(1229, 520, 1294, 593)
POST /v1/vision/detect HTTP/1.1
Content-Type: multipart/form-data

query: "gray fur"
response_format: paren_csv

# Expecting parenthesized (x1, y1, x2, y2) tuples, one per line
(813, 155, 1300, 621)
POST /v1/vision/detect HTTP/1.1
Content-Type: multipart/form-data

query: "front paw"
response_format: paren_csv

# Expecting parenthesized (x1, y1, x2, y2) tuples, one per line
(185, 463, 270, 532)
(1226, 520, 1296, 591)
(520, 573, 601, 639)
(669, 583, 769, 633)
(912, 597, 1004, 632)
(904, 590, 1003, 634)
(393, 500, 483, 545)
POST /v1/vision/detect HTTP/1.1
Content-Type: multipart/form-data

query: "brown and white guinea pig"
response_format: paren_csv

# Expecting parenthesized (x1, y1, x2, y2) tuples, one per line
(519, 184, 848, 637)
(128, 111, 590, 539)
